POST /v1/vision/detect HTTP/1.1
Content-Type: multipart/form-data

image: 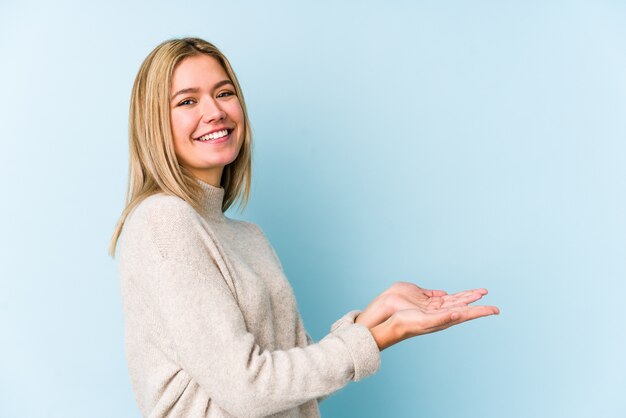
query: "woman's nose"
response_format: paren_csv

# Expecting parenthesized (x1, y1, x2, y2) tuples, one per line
(201, 99, 226, 124)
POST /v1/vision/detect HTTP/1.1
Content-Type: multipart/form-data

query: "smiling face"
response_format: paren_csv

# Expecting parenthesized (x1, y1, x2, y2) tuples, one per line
(169, 54, 245, 186)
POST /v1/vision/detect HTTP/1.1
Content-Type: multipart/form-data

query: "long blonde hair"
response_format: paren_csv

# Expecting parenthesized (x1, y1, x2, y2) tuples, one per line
(108, 38, 252, 257)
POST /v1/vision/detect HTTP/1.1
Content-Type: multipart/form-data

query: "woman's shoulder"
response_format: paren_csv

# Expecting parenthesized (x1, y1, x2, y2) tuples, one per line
(122, 192, 205, 245)
(120, 193, 209, 259)
(128, 192, 200, 226)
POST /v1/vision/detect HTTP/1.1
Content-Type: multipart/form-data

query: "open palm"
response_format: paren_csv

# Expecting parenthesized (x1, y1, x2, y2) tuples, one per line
(355, 281, 497, 331)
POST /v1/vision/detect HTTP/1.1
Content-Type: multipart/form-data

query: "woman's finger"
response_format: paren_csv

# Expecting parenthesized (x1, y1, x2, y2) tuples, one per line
(441, 289, 488, 306)
(426, 305, 499, 333)
(450, 305, 500, 322)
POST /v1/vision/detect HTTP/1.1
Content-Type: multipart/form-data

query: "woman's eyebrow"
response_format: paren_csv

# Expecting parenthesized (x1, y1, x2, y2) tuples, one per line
(171, 80, 234, 101)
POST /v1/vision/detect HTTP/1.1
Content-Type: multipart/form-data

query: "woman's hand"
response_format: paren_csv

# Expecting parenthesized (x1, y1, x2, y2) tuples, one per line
(354, 282, 499, 351)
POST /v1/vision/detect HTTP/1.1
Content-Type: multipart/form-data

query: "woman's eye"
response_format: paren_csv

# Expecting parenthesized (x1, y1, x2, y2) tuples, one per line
(217, 90, 235, 98)
(178, 99, 195, 106)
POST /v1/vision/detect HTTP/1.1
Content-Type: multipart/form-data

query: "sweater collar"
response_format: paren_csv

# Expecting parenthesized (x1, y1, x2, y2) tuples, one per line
(196, 178, 226, 220)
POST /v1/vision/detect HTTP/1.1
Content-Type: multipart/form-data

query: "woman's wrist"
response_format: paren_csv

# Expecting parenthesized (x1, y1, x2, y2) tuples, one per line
(354, 298, 390, 329)
(369, 316, 399, 352)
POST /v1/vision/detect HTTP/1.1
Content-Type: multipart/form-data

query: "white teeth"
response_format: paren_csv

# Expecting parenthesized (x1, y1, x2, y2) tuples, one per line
(197, 129, 229, 141)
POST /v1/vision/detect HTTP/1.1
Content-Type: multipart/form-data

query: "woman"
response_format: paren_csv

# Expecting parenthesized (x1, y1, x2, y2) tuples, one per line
(109, 37, 499, 418)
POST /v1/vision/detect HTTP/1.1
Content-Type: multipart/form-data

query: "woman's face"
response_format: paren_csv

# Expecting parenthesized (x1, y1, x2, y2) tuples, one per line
(169, 54, 244, 186)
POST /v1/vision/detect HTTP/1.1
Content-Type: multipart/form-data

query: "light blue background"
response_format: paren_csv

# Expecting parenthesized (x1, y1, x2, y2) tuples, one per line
(1, 1, 624, 417)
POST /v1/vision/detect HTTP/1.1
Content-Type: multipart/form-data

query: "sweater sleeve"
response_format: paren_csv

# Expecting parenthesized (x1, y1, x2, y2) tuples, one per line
(142, 201, 380, 418)
(311, 309, 367, 405)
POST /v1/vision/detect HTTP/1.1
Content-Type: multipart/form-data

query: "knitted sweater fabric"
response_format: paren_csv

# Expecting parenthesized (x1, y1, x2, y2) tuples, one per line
(117, 180, 381, 418)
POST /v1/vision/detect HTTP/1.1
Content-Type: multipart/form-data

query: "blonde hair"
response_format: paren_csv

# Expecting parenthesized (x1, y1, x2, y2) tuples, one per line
(108, 38, 252, 257)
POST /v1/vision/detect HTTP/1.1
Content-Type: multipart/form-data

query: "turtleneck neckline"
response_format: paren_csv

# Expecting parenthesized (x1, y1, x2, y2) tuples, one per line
(196, 179, 226, 220)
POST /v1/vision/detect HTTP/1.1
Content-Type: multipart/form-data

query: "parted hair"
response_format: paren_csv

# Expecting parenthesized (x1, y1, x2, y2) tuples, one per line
(108, 37, 252, 257)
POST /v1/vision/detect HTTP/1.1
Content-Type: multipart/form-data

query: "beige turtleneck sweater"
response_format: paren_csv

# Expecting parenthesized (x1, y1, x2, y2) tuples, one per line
(117, 180, 381, 418)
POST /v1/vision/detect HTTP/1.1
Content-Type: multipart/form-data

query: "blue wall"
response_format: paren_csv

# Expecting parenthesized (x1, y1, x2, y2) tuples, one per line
(1, 1, 624, 417)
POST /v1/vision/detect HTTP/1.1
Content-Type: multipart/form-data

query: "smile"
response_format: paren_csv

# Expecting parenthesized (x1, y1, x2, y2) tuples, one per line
(195, 129, 230, 141)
